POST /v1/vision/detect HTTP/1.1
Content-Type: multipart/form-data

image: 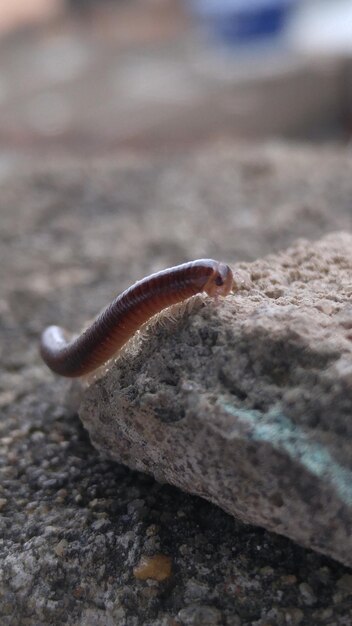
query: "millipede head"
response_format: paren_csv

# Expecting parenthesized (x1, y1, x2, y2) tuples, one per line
(204, 262, 233, 298)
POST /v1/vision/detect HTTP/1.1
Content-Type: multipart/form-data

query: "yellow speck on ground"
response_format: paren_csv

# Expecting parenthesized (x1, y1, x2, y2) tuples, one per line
(133, 554, 172, 582)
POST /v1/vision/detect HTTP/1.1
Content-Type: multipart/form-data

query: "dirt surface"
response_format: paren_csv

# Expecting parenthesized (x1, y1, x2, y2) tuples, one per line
(1, 143, 352, 624)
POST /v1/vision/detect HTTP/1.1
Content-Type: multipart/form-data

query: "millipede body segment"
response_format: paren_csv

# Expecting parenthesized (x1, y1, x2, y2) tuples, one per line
(40, 259, 233, 378)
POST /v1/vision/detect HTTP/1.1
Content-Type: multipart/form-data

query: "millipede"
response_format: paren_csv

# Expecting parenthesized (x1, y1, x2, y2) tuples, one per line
(40, 259, 233, 378)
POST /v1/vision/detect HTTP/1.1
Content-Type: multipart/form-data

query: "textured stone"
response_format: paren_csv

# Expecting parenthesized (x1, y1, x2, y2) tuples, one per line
(80, 232, 352, 568)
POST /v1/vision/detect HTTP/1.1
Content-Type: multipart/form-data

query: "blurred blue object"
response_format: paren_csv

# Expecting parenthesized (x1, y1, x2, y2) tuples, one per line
(191, 0, 297, 45)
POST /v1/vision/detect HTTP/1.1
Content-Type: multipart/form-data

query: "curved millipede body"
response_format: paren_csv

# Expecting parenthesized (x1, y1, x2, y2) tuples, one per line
(40, 259, 233, 378)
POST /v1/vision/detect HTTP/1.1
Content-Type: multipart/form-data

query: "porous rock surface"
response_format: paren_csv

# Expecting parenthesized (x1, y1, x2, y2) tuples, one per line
(80, 232, 352, 568)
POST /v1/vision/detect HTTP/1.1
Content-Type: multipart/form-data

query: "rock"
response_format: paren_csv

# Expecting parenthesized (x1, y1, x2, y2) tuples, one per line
(177, 604, 223, 626)
(80, 232, 352, 568)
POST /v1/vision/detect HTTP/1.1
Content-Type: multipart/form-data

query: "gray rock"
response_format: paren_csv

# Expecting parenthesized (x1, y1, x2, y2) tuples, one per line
(80, 232, 352, 568)
(177, 604, 223, 626)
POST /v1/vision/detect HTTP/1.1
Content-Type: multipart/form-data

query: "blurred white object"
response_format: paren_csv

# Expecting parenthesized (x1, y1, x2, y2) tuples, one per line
(289, 0, 352, 54)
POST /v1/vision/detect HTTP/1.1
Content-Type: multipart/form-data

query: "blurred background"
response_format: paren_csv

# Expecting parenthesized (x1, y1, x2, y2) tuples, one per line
(0, 0, 351, 158)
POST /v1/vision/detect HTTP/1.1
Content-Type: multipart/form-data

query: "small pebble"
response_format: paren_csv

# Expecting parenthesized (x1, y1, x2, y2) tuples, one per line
(299, 582, 317, 606)
(133, 554, 172, 582)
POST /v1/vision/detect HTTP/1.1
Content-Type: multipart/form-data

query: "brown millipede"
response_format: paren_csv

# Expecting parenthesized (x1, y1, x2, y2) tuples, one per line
(40, 259, 233, 378)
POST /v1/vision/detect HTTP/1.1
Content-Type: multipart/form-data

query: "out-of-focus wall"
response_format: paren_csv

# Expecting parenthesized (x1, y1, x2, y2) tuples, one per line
(0, 0, 351, 155)
(0, 0, 62, 35)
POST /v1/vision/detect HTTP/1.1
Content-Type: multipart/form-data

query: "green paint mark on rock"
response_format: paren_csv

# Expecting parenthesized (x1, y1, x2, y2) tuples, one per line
(219, 401, 352, 507)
